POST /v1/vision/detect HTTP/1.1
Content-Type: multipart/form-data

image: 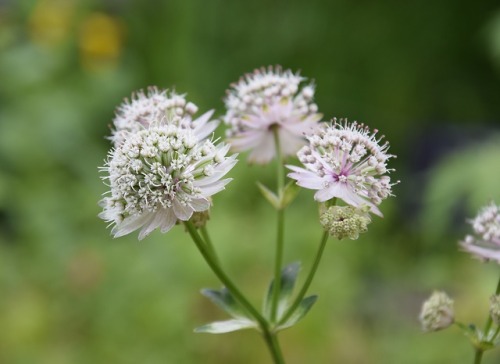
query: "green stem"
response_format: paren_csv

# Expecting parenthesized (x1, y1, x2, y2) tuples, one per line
(184, 221, 285, 364)
(483, 276, 500, 338)
(200, 225, 219, 265)
(279, 231, 329, 325)
(270, 127, 286, 323)
(474, 349, 484, 364)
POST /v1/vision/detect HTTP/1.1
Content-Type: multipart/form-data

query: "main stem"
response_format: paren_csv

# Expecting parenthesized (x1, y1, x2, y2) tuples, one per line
(474, 274, 500, 364)
(184, 222, 285, 364)
(279, 231, 329, 324)
(271, 127, 286, 323)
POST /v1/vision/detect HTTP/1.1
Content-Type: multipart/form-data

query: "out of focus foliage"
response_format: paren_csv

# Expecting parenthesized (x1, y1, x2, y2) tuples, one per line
(0, 0, 499, 363)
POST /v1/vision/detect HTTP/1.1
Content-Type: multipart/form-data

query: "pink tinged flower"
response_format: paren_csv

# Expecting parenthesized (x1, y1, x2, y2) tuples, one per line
(223, 65, 322, 164)
(111, 86, 219, 146)
(99, 125, 237, 240)
(287, 119, 397, 217)
(460, 202, 500, 263)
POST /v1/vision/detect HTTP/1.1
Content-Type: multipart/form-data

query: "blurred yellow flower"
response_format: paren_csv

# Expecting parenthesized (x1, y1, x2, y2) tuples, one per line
(29, 0, 76, 47)
(78, 12, 124, 71)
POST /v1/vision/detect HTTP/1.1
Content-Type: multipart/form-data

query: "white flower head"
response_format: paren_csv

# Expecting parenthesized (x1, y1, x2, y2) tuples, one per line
(459, 202, 500, 263)
(111, 86, 218, 146)
(223, 65, 322, 164)
(419, 291, 454, 332)
(287, 119, 397, 217)
(99, 125, 237, 240)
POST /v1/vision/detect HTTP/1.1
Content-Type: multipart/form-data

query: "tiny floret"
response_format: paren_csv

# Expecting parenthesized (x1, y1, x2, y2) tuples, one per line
(459, 202, 500, 263)
(111, 86, 218, 146)
(419, 291, 454, 332)
(320, 205, 371, 240)
(223, 65, 322, 164)
(99, 125, 237, 240)
(287, 119, 397, 216)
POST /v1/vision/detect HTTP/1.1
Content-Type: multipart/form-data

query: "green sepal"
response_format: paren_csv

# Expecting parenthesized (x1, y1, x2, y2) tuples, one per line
(455, 322, 496, 351)
(263, 262, 301, 320)
(194, 318, 258, 334)
(281, 181, 300, 209)
(201, 288, 247, 319)
(257, 182, 280, 209)
(277, 295, 318, 330)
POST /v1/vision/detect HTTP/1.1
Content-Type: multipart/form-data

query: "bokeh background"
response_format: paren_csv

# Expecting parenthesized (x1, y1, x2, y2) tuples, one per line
(1, 0, 500, 363)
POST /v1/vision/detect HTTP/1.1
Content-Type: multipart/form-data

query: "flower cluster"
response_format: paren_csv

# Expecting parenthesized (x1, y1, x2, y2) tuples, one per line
(111, 86, 218, 146)
(100, 125, 237, 240)
(319, 205, 371, 240)
(419, 291, 455, 332)
(223, 66, 322, 164)
(288, 119, 396, 216)
(460, 202, 500, 263)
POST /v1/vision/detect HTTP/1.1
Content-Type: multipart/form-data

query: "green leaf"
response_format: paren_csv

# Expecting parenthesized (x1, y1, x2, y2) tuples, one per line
(201, 288, 247, 319)
(257, 182, 280, 209)
(263, 262, 301, 320)
(194, 319, 258, 334)
(281, 181, 300, 208)
(277, 295, 318, 330)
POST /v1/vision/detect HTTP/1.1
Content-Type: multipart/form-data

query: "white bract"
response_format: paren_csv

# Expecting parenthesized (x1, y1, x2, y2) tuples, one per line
(460, 202, 500, 263)
(287, 120, 396, 216)
(223, 65, 322, 164)
(99, 125, 237, 240)
(111, 86, 218, 146)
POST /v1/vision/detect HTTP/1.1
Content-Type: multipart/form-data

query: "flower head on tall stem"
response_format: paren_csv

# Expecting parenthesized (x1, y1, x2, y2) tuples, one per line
(223, 65, 322, 164)
(99, 124, 237, 240)
(111, 86, 218, 146)
(460, 202, 500, 263)
(419, 291, 455, 332)
(287, 119, 397, 216)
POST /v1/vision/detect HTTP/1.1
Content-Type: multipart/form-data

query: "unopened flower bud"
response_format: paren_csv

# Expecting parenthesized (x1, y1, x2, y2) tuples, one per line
(490, 294, 500, 326)
(419, 291, 454, 332)
(319, 205, 371, 240)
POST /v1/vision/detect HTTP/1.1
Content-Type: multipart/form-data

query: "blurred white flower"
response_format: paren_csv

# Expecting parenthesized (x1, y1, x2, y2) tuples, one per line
(287, 119, 396, 216)
(460, 202, 500, 263)
(99, 125, 237, 240)
(111, 86, 218, 146)
(223, 65, 322, 164)
(419, 291, 454, 332)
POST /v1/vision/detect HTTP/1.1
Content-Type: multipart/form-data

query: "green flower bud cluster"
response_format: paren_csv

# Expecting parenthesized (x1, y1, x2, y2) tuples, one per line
(319, 205, 371, 240)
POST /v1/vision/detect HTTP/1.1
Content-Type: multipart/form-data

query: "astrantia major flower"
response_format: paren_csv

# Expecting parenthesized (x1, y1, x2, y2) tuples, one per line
(287, 119, 396, 216)
(223, 65, 322, 164)
(460, 202, 500, 263)
(99, 125, 237, 240)
(111, 86, 218, 146)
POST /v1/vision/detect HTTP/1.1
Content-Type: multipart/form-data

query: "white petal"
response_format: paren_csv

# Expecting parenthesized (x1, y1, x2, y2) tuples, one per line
(199, 178, 232, 196)
(287, 166, 324, 190)
(173, 199, 194, 221)
(113, 212, 154, 238)
(138, 211, 165, 240)
(229, 130, 267, 152)
(460, 243, 500, 263)
(247, 132, 275, 164)
(160, 208, 177, 233)
(190, 198, 211, 212)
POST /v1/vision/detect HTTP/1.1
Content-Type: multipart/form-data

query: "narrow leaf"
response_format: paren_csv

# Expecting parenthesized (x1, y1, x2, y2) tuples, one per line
(257, 182, 280, 209)
(278, 295, 318, 330)
(201, 288, 246, 319)
(263, 262, 301, 319)
(194, 319, 258, 334)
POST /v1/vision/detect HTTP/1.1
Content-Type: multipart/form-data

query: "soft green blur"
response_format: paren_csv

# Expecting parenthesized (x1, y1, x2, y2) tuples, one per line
(1, 0, 500, 363)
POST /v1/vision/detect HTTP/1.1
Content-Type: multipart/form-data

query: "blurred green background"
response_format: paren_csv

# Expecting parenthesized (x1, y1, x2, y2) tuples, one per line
(1, 0, 500, 363)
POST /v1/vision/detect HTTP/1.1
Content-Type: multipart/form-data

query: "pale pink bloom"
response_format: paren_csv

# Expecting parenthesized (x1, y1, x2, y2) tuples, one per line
(224, 66, 322, 164)
(287, 120, 396, 216)
(111, 86, 218, 146)
(460, 202, 500, 263)
(99, 125, 237, 240)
